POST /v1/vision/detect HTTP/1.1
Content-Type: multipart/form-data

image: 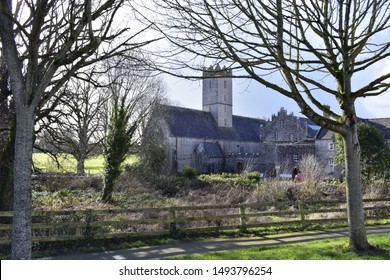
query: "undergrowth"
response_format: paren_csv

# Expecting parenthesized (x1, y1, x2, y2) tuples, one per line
(2, 169, 382, 259)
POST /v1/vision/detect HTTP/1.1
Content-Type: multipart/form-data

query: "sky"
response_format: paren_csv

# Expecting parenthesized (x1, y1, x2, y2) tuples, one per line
(164, 71, 390, 121)
(145, 2, 390, 122)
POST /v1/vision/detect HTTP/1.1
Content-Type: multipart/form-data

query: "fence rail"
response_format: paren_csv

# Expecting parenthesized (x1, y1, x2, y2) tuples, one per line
(1, 198, 390, 244)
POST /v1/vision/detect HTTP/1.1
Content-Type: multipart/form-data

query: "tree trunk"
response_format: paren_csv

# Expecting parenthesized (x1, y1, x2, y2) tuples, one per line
(102, 174, 114, 203)
(77, 129, 87, 175)
(77, 154, 86, 176)
(11, 108, 35, 259)
(343, 127, 370, 251)
(102, 163, 119, 203)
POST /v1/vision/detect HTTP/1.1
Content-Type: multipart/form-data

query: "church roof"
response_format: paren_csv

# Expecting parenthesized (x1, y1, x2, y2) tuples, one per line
(201, 142, 224, 158)
(161, 105, 266, 142)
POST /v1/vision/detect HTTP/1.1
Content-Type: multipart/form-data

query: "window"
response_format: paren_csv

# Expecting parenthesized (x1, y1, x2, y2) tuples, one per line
(329, 142, 334, 150)
(293, 154, 299, 162)
(329, 158, 335, 173)
(224, 80, 227, 89)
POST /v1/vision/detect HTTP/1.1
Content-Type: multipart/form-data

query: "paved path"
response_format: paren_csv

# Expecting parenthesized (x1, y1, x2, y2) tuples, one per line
(40, 225, 390, 260)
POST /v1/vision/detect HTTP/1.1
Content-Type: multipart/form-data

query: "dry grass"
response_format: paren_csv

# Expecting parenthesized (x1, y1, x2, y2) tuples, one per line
(32, 168, 390, 212)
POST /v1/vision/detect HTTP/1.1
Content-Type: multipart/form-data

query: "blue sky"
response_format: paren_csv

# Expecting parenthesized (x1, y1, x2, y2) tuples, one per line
(165, 72, 390, 121)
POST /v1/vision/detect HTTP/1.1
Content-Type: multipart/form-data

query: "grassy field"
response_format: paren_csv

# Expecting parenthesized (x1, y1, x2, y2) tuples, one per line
(171, 234, 390, 260)
(32, 153, 138, 174)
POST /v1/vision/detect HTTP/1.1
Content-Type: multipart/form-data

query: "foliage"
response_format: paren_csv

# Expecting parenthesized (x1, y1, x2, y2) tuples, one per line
(245, 172, 261, 182)
(198, 172, 259, 186)
(139, 141, 167, 174)
(102, 94, 137, 203)
(335, 123, 390, 182)
(182, 166, 197, 179)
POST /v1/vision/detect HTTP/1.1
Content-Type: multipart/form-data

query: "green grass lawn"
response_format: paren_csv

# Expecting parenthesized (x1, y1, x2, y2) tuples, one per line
(32, 153, 138, 174)
(172, 234, 390, 260)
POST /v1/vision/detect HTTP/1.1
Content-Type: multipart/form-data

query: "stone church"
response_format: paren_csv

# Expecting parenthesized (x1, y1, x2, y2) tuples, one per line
(147, 65, 390, 178)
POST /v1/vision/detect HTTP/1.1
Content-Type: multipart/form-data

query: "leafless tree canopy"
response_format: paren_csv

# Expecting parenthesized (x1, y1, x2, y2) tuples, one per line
(141, 0, 390, 132)
(0, 0, 158, 259)
(136, 0, 390, 251)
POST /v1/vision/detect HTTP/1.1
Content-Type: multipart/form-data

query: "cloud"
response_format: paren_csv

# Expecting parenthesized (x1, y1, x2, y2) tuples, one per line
(361, 93, 390, 118)
(360, 59, 390, 118)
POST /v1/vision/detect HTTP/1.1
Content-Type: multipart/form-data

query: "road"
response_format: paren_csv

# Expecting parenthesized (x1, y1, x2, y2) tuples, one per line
(40, 224, 390, 260)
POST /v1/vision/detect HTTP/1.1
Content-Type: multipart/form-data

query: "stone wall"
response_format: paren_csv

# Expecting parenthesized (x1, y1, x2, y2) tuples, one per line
(315, 138, 343, 179)
(262, 107, 307, 142)
(274, 142, 315, 173)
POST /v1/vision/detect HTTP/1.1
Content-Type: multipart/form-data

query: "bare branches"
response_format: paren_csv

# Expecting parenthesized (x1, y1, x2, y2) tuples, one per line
(137, 0, 390, 134)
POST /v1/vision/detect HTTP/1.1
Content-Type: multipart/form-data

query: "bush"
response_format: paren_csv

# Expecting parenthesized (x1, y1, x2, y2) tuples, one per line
(182, 166, 197, 179)
(298, 154, 324, 183)
(246, 171, 261, 182)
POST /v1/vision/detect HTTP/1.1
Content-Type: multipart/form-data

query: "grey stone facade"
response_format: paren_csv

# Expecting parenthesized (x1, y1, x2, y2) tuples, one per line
(145, 66, 390, 178)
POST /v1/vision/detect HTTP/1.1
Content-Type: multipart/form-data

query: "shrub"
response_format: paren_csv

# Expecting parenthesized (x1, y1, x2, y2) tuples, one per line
(182, 166, 197, 179)
(246, 171, 261, 182)
(298, 154, 324, 183)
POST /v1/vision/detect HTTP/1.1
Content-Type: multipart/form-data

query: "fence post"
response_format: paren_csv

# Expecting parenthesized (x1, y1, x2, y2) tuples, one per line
(239, 205, 247, 232)
(169, 209, 178, 238)
(84, 209, 93, 240)
(298, 201, 306, 227)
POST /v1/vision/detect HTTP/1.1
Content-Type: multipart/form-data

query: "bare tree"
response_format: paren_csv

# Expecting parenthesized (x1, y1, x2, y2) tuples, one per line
(36, 76, 107, 175)
(0, 0, 157, 259)
(140, 0, 390, 251)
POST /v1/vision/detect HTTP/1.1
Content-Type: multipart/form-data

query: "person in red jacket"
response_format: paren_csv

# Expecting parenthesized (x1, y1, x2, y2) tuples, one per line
(294, 170, 303, 182)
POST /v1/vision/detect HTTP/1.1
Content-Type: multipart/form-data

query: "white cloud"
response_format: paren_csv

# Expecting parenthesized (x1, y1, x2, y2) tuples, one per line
(360, 59, 390, 118)
(361, 92, 390, 118)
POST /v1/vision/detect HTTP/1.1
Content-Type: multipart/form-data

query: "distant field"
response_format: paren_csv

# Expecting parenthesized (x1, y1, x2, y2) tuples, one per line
(32, 153, 139, 174)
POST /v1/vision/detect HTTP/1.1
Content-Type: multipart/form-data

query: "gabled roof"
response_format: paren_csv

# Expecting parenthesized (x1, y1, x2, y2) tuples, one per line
(160, 105, 266, 142)
(316, 127, 334, 140)
(164, 106, 220, 139)
(201, 142, 224, 158)
(298, 117, 321, 139)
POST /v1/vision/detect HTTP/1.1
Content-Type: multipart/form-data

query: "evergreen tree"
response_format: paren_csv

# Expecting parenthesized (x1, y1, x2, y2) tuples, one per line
(102, 94, 136, 203)
(336, 123, 390, 181)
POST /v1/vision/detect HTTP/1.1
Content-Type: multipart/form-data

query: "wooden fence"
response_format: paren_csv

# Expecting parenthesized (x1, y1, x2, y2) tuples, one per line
(1, 198, 390, 244)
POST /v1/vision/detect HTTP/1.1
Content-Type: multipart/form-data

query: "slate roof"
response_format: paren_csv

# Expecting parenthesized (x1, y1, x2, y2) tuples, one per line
(298, 117, 321, 139)
(202, 142, 224, 158)
(316, 127, 334, 140)
(161, 105, 266, 142)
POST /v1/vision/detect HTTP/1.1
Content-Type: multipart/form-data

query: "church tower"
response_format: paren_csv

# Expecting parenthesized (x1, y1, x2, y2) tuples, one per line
(202, 65, 233, 128)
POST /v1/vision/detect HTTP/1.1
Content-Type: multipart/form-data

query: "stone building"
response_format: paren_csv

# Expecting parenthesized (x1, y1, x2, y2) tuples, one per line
(145, 65, 390, 178)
